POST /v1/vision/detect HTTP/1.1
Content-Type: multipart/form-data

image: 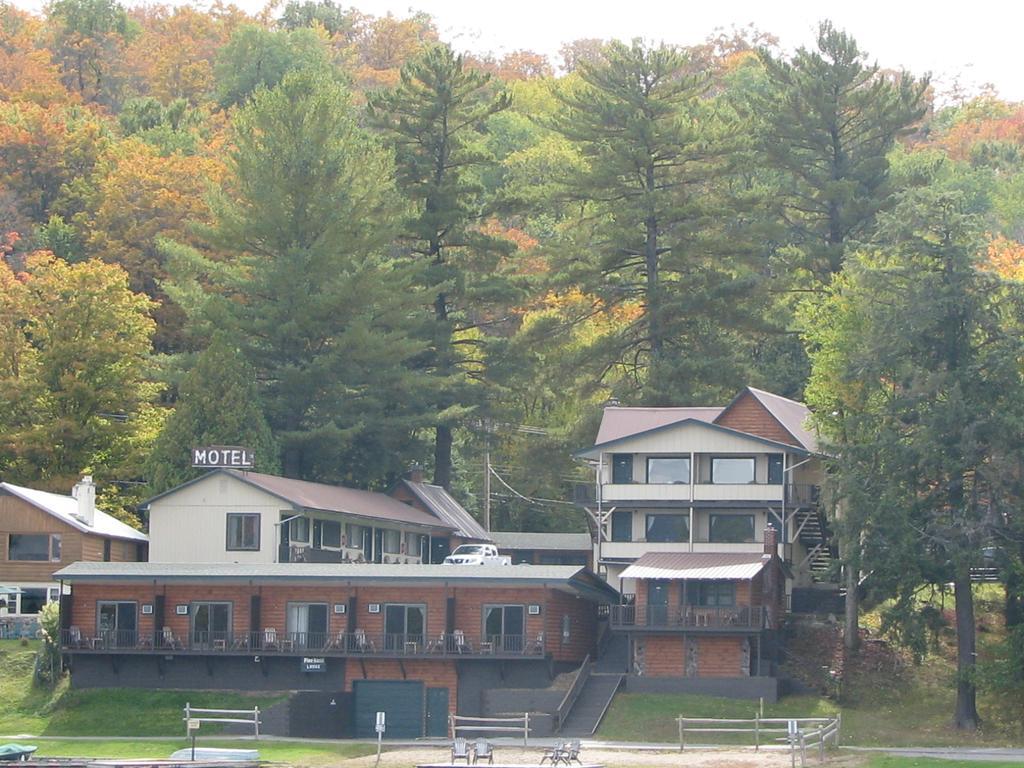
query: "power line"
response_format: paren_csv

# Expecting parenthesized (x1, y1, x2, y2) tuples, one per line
(488, 464, 578, 508)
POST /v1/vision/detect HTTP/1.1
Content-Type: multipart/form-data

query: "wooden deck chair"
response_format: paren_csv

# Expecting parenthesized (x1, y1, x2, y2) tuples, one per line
(453, 629, 471, 654)
(527, 631, 545, 655)
(563, 739, 582, 764)
(450, 737, 471, 764)
(540, 740, 565, 765)
(354, 628, 375, 652)
(263, 627, 280, 650)
(472, 739, 493, 765)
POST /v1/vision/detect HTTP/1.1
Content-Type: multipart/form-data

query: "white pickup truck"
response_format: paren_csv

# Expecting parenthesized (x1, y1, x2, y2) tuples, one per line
(443, 544, 512, 566)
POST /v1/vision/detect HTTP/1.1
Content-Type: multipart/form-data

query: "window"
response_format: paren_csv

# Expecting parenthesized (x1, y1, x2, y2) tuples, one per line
(483, 605, 526, 652)
(226, 513, 260, 550)
(689, 581, 736, 607)
(8, 534, 61, 562)
(711, 457, 756, 484)
(647, 457, 690, 484)
(20, 588, 49, 615)
(290, 516, 310, 545)
(191, 602, 231, 645)
(345, 523, 362, 549)
(287, 602, 329, 647)
(384, 604, 425, 648)
(709, 514, 755, 543)
(610, 510, 632, 542)
(611, 454, 633, 484)
(768, 454, 784, 485)
(319, 520, 342, 549)
(645, 514, 689, 543)
(405, 532, 424, 558)
(98, 600, 137, 645)
(383, 529, 401, 554)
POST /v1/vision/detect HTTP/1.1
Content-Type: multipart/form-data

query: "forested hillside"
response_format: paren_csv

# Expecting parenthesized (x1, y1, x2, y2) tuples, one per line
(0, 3, 1021, 526)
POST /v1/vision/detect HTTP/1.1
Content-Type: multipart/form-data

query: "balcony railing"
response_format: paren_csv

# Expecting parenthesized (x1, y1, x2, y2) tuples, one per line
(60, 629, 545, 658)
(608, 604, 765, 631)
(786, 484, 821, 507)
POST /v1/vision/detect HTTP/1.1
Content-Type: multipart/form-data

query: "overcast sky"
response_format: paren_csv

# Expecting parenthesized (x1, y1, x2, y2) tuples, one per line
(13, 0, 1024, 102)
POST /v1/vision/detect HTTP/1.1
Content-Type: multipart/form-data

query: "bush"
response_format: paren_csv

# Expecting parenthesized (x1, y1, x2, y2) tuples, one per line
(34, 602, 62, 688)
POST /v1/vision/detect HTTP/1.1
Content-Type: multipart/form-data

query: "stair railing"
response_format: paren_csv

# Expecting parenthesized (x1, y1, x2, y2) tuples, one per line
(554, 654, 591, 733)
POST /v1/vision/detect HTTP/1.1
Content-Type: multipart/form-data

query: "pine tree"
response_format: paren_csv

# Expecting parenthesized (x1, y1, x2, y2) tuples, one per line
(165, 69, 440, 485)
(367, 43, 520, 489)
(547, 39, 750, 403)
(145, 334, 278, 494)
(758, 21, 930, 283)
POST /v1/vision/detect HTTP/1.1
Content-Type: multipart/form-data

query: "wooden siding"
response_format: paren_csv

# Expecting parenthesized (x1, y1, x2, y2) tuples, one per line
(715, 392, 797, 447)
(0, 493, 141, 584)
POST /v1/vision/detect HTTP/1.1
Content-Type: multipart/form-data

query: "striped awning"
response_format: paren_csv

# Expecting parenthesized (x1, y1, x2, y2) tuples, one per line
(619, 552, 770, 581)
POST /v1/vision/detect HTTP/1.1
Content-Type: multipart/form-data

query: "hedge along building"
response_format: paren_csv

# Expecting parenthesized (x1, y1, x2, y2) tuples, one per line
(54, 562, 617, 738)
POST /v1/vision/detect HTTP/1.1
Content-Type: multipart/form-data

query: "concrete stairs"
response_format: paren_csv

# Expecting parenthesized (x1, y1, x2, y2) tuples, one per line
(557, 672, 622, 736)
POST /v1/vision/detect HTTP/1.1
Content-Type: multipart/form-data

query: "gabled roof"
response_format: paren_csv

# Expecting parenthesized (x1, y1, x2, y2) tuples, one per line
(0, 482, 148, 543)
(491, 531, 592, 552)
(52, 561, 620, 603)
(575, 417, 810, 458)
(594, 407, 722, 445)
(142, 470, 453, 532)
(620, 552, 770, 581)
(741, 387, 817, 453)
(398, 479, 491, 541)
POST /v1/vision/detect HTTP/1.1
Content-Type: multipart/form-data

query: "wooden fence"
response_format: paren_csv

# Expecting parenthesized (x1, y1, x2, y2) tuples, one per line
(182, 703, 261, 738)
(449, 713, 530, 746)
(677, 714, 840, 765)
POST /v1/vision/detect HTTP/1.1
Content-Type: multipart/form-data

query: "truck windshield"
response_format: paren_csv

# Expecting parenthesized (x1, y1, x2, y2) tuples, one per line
(455, 546, 485, 554)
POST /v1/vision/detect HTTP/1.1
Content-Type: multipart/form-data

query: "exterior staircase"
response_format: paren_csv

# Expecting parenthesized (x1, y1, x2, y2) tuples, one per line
(793, 508, 836, 582)
(557, 673, 623, 736)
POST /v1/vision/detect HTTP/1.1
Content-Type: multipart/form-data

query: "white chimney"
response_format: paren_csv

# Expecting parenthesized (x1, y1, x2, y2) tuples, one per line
(72, 475, 96, 527)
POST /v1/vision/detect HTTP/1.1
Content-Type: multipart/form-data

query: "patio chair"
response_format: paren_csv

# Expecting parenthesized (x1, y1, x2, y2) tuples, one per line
(450, 738, 472, 764)
(263, 628, 281, 651)
(67, 626, 83, 648)
(472, 739, 493, 765)
(161, 627, 183, 650)
(353, 628, 375, 652)
(540, 740, 566, 765)
(453, 630, 471, 654)
(426, 632, 446, 653)
(526, 631, 545, 655)
(563, 739, 582, 765)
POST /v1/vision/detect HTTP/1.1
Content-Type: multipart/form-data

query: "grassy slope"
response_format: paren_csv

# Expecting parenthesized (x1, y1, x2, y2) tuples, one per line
(31, 740, 376, 766)
(0, 640, 283, 737)
(865, 758, 1024, 768)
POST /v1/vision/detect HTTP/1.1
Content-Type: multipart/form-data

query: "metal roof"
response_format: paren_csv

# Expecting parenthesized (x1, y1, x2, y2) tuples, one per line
(594, 407, 722, 445)
(143, 470, 453, 532)
(491, 531, 592, 551)
(400, 480, 491, 541)
(743, 387, 818, 453)
(53, 561, 619, 602)
(1, 482, 148, 543)
(619, 552, 770, 581)
(576, 418, 810, 459)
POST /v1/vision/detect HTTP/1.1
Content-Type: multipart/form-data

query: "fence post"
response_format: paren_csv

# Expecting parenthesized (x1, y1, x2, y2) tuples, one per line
(524, 712, 529, 747)
(254, 706, 260, 739)
(678, 717, 684, 752)
(819, 731, 824, 762)
(835, 713, 841, 747)
(799, 733, 806, 768)
(754, 713, 760, 752)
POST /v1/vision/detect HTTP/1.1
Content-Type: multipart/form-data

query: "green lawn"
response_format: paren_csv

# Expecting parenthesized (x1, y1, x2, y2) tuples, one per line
(0, 640, 283, 737)
(864, 758, 1024, 768)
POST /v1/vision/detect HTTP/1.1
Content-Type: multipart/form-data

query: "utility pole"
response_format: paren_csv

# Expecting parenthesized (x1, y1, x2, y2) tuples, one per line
(483, 419, 491, 532)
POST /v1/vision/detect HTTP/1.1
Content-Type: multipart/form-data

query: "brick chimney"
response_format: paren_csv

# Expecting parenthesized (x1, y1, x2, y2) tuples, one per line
(763, 523, 778, 556)
(72, 475, 96, 527)
(405, 463, 425, 483)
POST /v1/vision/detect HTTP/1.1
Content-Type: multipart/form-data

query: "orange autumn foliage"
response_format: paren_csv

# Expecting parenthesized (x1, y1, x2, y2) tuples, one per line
(985, 235, 1024, 281)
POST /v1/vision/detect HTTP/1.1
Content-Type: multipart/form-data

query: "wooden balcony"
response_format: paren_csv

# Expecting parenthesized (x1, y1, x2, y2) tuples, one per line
(608, 604, 765, 632)
(60, 629, 546, 659)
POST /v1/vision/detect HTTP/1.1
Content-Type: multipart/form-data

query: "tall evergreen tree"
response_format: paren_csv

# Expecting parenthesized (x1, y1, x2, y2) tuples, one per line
(367, 43, 519, 489)
(802, 159, 1024, 729)
(145, 334, 278, 494)
(757, 21, 930, 283)
(165, 69, 440, 485)
(547, 39, 750, 403)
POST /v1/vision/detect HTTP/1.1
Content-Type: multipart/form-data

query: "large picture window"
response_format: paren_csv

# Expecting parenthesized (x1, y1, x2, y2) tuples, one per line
(98, 600, 137, 646)
(383, 529, 402, 554)
(484, 604, 526, 652)
(709, 514, 755, 543)
(192, 602, 232, 645)
(646, 457, 690, 484)
(8, 534, 61, 562)
(287, 602, 329, 648)
(319, 520, 342, 549)
(645, 514, 689, 543)
(711, 457, 756, 484)
(688, 581, 736, 607)
(384, 604, 425, 649)
(226, 513, 260, 551)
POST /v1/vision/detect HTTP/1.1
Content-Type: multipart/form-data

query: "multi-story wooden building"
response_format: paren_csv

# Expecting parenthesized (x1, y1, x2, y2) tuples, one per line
(55, 562, 617, 737)
(0, 478, 147, 629)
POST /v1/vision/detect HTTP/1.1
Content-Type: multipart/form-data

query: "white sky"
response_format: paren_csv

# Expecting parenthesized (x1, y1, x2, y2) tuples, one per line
(12, 0, 1024, 102)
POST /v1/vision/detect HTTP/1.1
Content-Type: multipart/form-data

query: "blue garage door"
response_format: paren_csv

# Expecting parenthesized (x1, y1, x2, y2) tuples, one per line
(352, 680, 424, 738)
